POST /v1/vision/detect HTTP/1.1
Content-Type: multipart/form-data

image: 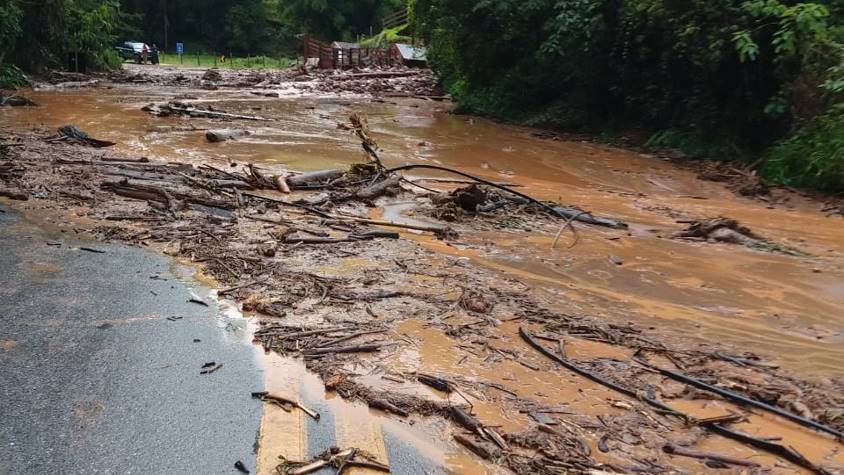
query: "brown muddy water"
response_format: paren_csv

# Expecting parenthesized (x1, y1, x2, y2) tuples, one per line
(5, 86, 844, 376)
(5, 84, 844, 473)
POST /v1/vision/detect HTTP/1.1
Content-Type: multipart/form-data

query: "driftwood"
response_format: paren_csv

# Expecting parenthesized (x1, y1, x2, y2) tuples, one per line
(205, 129, 249, 142)
(355, 175, 401, 200)
(257, 325, 357, 339)
(246, 164, 289, 193)
(101, 156, 150, 163)
(521, 328, 832, 474)
(324, 216, 453, 238)
(101, 180, 235, 211)
(387, 164, 627, 229)
(707, 424, 832, 474)
(317, 329, 386, 348)
(283, 231, 398, 244)
(454, 434, 500, 460)
(286, 169, 344, 188)
(252, 391, 320, 420)
(451, 406, 483, 433)
(57, 125, 116, 148)
(368, 398, 409, 417)
(0, 189, 28, 201)
(336, 71, 422, 80)
(301, 343, 386, 355)
(285, 448, 389, 475)
(143, 101, 271, 121)
(0, 95, 37, 107)
(663, 443, 760, 467)
(634, 358, 844, 440)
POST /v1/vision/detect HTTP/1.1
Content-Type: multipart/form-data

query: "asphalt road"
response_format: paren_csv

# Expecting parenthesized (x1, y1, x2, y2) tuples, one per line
(0, 205, 263, 475)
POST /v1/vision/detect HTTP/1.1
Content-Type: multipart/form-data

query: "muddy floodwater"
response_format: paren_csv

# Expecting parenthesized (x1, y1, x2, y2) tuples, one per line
(7, 85, 843, 380)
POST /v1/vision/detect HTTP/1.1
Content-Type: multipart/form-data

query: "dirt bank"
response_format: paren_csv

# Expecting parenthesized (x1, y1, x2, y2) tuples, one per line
(2, 67, 843, 474)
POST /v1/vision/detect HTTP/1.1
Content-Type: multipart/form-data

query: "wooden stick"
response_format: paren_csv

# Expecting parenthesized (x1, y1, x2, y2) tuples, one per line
(663, 443, 759, 467)
(251, 392, 320, 420)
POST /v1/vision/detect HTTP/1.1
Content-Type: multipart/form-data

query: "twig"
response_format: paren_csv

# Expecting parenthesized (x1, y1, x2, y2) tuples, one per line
(251, 392, 320, 420)
(663, 443, 759, 467)
(551, 211, 587, 249)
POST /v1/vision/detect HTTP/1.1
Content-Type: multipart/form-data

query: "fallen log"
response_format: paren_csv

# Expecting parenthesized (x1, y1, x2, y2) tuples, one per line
(0, 189, 28, 201)
(551, 206, 627, 229)
(325, 216, 454, 238)
(368, 398, 409, 417)
(101, 156, 150, 163)
(355, 175, 401, 200)
(144, 101, 271, 121)
(205, 129, 250, 142)
(454, 434, 499, 460)
(302, 343, 386, 355)
(57, 125, 116, 148)
(286, 169, 344, 188)
(451, 407, 483, 432)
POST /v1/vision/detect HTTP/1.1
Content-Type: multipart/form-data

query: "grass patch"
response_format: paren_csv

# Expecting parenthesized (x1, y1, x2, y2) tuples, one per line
(158, 53, 294, 69)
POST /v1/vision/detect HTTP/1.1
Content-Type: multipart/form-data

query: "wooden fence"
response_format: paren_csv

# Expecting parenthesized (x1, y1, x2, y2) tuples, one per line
(382, 9, 409, 29)
(301, 35, 395, 70)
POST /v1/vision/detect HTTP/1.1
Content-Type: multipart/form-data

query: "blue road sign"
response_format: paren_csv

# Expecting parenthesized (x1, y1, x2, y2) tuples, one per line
(176, 42, 184, 55)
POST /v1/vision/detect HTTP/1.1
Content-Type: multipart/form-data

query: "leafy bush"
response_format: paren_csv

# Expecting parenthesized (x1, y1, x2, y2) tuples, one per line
(0, 63, 27, 88)
(763, 111, 844, 191)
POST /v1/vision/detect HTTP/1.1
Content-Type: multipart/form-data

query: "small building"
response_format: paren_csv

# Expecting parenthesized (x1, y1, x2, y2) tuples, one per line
(390, 43, 427, 68)
(331, 41, 361, 69)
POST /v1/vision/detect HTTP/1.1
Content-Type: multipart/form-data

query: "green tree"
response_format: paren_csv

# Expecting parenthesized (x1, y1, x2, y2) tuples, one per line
(280, 0, 404, 41)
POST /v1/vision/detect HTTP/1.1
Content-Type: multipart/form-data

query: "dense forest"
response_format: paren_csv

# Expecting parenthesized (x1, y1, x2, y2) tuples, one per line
(413, 0, 844, 191)
(1, 0, 843, 191)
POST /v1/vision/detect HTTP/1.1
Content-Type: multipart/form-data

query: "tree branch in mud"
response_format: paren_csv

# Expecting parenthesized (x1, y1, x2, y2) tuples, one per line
(349, 113, 385, 171)
(633, 356, 844, 440)
(385, 164, 627, 229)
(251, 391, 320, 420)
(520, 327, 834, 474)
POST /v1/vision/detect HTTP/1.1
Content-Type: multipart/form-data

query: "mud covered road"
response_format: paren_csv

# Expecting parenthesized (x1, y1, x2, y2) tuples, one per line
(1, 64, 843, 474)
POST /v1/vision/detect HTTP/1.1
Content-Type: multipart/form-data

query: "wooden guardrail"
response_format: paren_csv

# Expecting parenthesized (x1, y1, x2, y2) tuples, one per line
(382, 9, 409, 29)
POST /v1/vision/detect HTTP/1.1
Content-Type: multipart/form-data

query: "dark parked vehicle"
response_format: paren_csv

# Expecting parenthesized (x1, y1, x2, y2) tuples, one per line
(115, 42, 159, 64)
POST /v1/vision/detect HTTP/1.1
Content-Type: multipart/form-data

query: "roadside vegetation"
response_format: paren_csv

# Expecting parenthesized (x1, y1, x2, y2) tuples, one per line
(158, 53, 293, 70)
(412, 0, 844, 192)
